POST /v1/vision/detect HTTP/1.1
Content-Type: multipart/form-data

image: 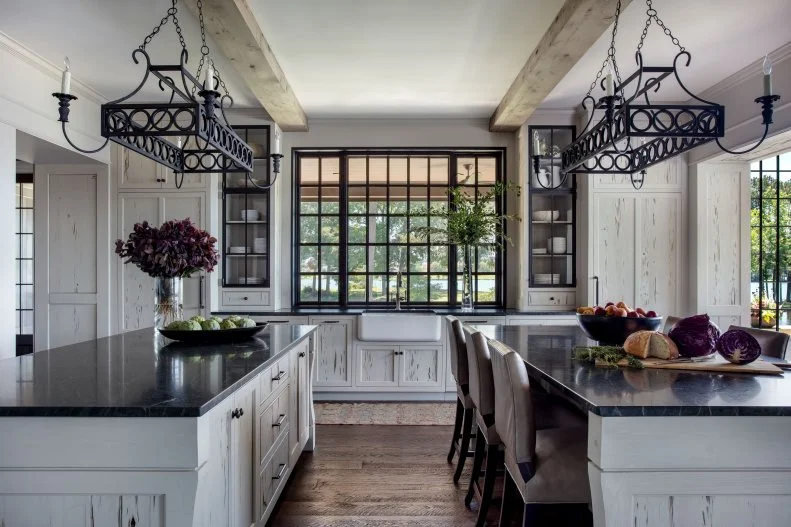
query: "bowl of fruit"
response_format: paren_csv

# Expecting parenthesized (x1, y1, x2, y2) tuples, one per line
(158, 315, 267, 344)
(576, 302, 662, 345)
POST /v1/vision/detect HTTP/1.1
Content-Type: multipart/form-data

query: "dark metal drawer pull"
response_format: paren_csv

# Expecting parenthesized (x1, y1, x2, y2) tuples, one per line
(267, 320, 287, 324)
(272, 370, 286, 381)
(323, 320, 340, 324)
(231, 408, 244, 419)
(272, 413, 286, 427)
(299, 351, 306, 357)
(272, 463, 287, 480)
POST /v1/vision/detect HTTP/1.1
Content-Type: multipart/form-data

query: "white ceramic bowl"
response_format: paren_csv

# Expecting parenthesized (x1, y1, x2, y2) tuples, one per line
(241, 209, 259, 221)
(532, 210, 560, 222)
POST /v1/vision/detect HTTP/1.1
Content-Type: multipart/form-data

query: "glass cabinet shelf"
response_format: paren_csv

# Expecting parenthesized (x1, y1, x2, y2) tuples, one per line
(221, 125, 271, 288)
(528, 125, 576, 288)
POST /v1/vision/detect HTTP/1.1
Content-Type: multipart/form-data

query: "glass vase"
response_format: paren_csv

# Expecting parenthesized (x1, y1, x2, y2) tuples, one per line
(461, 245, 474, 311)
(154, 276, 183, 329)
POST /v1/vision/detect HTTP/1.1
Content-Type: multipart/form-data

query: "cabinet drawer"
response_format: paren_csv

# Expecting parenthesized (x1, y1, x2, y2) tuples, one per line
(222, 290, 270, 306)
(258, 385, 290, 466)
(527, 291, 576, 306)
(256, 435, 290, 523)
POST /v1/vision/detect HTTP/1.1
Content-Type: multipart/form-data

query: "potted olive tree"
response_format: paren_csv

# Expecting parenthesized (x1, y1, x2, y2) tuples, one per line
(411, 176, 520, 311)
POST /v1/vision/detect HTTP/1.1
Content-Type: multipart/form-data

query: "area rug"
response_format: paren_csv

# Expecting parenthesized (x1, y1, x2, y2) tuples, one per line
(314, 402, 456, 425)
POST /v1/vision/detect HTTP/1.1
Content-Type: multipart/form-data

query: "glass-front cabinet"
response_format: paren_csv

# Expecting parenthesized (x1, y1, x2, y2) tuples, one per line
(222, 126, 271, 288)
(528, 125, 576, 288)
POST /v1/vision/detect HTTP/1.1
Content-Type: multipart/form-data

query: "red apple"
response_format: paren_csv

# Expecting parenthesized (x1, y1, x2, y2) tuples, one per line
(626, 311, 639, 318)
(614, 307, 628, 317)
(635, 307, 646, 315)
(646, 310, 658, 317)
(594, 307, 607, 316)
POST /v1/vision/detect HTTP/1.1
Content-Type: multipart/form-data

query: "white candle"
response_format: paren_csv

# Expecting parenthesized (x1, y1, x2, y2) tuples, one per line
(274, 128, 282, 155)
(605, 71, 614, 97)
(204, 64, 215, 91)
(763, 55, 773, 96)
(61, 57, 71, 95)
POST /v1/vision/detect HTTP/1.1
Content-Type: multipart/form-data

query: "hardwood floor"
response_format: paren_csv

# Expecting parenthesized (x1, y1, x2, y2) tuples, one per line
(268, 424, 499, 526)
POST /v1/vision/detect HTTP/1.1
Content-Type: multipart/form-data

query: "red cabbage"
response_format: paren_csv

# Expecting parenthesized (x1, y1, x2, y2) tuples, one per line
(716, 329, 761, 365)
(668, 314, 721, 358)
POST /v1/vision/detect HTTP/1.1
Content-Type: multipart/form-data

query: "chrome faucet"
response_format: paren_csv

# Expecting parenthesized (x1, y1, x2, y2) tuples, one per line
(395, 271, 404, 311)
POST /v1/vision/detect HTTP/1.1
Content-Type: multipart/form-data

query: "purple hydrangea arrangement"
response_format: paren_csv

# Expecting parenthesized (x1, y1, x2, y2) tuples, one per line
(115, 218, 218, 277)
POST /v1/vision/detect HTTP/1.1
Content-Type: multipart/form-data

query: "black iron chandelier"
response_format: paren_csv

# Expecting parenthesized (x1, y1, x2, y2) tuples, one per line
(52, 0, 283, 189)
(558, 0, 781, 190)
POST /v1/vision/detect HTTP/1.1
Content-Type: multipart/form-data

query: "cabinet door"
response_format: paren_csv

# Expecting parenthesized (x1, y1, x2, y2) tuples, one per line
(289, 345, 300, 463)
(160, 166, 206, 189)
(400, 346, 443, 388)
(310, 317, 353, 387)
(118, 194, 159, 331)
(163, 193, 207, 318)
(356, 345, 399, 388)
(117, 147, 163, 189)
(231, 380, 255, 527)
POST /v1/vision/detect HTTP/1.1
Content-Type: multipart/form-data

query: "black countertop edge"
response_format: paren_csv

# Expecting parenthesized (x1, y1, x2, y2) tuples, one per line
(594, 406, 791, 417)
(213, 308, 577, 317)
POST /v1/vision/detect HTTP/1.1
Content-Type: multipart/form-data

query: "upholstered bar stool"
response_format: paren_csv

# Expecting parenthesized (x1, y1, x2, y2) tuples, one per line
(445, 315, 476, 483)
(463, 327, 502, 526)
(489, 340, 591, 526)
(662, 315, 681, 334)
(727, 325, 789, 359)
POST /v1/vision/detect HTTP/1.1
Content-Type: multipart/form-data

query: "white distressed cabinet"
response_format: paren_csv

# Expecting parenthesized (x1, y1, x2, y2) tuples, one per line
(230, 379, 255, 527)
(356, 343, 444, 391)
(117, 192, 207, 331)
(309, 316, 355, 388)
(117, 147, 205, 189)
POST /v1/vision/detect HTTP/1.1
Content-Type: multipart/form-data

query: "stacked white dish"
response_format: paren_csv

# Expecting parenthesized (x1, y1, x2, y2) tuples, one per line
(240, 276, 264, 285)
(253, 237, 267, 254)
(241, 209, 259, 221)
(532, 248, 548, 255)
(228, 246, 249, 254)
(547, 237, 567, 254)
(534, 273, 560, 285)
(532, 210, 560, 222)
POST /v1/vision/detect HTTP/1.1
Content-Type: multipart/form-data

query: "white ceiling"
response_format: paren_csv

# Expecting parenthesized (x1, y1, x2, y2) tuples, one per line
(249, 0, 565, 118)
(539, 0, 791, 109)
(0, 0, 258, 107)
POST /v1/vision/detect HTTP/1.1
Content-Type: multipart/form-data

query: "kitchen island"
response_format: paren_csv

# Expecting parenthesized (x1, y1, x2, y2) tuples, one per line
(475, 324, 791, 527)
(0, 324, 317, 526)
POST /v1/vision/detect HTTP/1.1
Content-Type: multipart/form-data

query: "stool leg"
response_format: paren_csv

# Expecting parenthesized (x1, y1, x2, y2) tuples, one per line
(476, 443, 499, 527)
(498, 469, 515, 527)
(453, 407, 474, 483)
(447, 397, 464, 463)
(464, 425, 485, 508)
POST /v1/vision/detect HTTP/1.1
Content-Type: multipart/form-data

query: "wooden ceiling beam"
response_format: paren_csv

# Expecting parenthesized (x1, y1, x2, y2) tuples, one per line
(489, 0, 630, 132)
(185, 0, 308, 131)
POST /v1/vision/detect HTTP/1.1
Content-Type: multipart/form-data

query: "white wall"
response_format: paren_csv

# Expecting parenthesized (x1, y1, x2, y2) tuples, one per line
(0, 123, 17, 358)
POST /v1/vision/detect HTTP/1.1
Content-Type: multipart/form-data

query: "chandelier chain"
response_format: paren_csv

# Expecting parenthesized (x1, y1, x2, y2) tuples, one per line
(586, 0, 622, 99)
(637, 0, 685, 53)
(139, 0, 187, 52)
(193, 0, 230, 98)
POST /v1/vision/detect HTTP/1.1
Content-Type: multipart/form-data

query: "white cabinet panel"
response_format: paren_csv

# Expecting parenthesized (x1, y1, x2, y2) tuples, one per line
(400, 346, 443, 388)
(231, 381, 255, 527)
(527, 291, 576, 307)
(0, 494, 163, 527)
(310, 317, 354, 387)
(593, 195, 636, 305)
(118, 147, 163, 189)
(506, 315, 577, 326)
(638, 196, 679, 314)
(357, 345, 398, 387)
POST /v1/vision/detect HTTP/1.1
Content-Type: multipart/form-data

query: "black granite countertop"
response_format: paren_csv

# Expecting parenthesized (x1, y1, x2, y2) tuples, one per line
(475, 324, 791, 417)
(0, 325, 316, 418)
(213, 307, 577, 317)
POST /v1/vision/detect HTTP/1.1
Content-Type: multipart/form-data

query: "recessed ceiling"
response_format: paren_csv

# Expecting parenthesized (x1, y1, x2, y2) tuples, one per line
(0, 0, 258, 107)
(539, 0, 791, 109)
(248, 0, 565, 118)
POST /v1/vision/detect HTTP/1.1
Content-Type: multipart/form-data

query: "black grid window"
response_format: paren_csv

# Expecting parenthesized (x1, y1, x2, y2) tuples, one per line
(750, 151, 791, 331)
(294, 149, 506, 307)
(16, 175, 33, 340)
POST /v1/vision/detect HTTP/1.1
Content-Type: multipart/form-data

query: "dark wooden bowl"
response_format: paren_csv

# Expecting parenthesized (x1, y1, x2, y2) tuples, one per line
(576, 314, 662, 345)
(158, 322, 268, 344)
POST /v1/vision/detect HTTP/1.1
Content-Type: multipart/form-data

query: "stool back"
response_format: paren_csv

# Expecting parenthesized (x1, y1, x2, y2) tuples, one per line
(464, 327, 495, 418)
(445, 316, 468, 386)
(727, 325, 789, 359)
(490, 340, 536, 473)
(663, 315, 681, 334)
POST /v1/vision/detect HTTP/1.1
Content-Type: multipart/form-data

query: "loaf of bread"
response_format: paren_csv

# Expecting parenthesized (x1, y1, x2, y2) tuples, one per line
(623, 330, 680, 360)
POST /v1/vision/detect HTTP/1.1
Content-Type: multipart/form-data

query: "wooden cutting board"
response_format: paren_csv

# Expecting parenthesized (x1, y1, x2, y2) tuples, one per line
(616, 355, 784, 375)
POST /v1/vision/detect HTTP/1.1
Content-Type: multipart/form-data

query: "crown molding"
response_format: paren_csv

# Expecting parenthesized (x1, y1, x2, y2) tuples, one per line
(0, 31, 106, 104)
(699, 41, 791, 101)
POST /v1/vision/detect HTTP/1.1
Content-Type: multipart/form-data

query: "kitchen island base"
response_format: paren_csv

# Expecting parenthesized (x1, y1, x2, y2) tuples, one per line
(588, 414, 791, 526)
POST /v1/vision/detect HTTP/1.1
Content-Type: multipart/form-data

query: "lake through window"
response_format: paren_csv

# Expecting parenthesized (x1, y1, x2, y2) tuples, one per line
(294, 150, 506, 307)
